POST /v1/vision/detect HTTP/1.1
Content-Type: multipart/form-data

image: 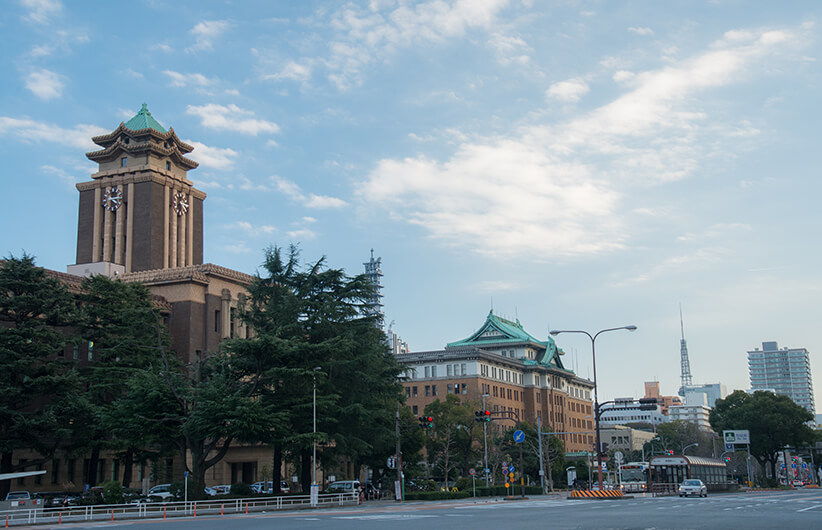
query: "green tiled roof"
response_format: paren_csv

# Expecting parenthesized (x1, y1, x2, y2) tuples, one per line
(446, 310, 566, 370)
(124, 103, 167, 133)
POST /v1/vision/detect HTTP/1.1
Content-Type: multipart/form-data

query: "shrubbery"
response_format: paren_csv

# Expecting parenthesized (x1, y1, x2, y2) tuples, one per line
(403, 490, 471, 501)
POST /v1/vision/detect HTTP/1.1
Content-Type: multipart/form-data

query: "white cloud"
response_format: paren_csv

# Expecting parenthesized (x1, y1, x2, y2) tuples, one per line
(222, 243, 253, 254)
(612, 70, 635, 82)
(40, 164, 79, 187)
(628, 27, 654, 36)
(184, 140, 238, 170)
(320, 0, 511, 89)
(150, 43, 173, 53)
(0, 116, 105, 150)
(270, 175, 348, 209)
(285, 228, 317, 240)
(488, 32, 532, 66)
(163, 70, 218, 88)
(264, 60, 313, 82)
(186, 104, 279, 135)
(187, 20, 230, 52)
(25, 69, 64, 100)
(20, 0, 61, 24)
(358, 27, 797, 260)
(29, 44, 53, 57)
(546, 78, 589, 103)
(226, 221, 276, 237)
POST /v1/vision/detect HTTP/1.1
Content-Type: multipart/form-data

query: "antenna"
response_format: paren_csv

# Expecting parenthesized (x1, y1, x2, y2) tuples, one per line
(678, 303, 693, 395)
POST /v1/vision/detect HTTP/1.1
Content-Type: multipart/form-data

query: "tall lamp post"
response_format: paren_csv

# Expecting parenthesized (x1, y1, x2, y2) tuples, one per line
(683, 442, 699, 455)
(482, 393, 490, 486)
(550, 326, 637, 490)
(311, 366, 322, 504)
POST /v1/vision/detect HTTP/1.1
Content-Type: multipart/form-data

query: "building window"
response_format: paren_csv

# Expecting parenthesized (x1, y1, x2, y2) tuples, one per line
(412, 386, 418, 397)
(166, 161, 171, 170)
(215, 310, 221, 333)
(432, 385, 437, 396)
(454, 385, 459, 395)
(412, 405, 418, 415)
(432, 366, 438, 378)
(121, 157, 127, 167)
(73, 343, 79, 360)
(461, 363, 466, 375)
(425, 385, 430, 397)
(425, 366, 430, 378)
(405, 387, 410, 398)
(461, 383, 467, 394)
(447, 384, 452, 394)
(230, 307, 236, 338)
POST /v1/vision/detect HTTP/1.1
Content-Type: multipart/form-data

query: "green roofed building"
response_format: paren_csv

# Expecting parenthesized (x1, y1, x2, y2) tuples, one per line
(398, 309, 595, 454)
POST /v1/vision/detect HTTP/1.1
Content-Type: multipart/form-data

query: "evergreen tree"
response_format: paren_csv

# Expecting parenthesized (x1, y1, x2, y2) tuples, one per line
(0, 255, 78, 498)
(232, 245, 404, 491)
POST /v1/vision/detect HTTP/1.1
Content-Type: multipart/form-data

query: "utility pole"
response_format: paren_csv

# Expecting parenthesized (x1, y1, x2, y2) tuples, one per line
(395, 403, 403, 501)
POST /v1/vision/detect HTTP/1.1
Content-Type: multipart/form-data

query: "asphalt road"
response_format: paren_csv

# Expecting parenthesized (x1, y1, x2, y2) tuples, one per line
(22, 489, 822, 529)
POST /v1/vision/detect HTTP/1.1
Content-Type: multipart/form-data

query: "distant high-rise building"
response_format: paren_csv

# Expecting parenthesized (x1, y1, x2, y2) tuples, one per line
(680, 383, 727, 408)
(748, 341, 815, 414)
(678, 306, 693, 396)
(362, 249, 384, 330)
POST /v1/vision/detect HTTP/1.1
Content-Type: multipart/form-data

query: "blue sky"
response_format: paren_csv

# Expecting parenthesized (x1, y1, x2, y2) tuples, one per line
(2, 0, 821, 407)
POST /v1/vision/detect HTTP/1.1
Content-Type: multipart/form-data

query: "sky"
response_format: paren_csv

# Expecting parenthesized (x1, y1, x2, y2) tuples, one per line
(2, 0, 821, 407)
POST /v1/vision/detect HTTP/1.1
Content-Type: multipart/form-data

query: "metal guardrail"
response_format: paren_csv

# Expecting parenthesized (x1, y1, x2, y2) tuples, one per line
(0, 492, 359, 526)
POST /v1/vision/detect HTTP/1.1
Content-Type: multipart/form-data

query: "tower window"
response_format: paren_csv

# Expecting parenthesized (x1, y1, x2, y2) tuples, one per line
(121, 157, 127, 167)
(166, 161, 171, 171)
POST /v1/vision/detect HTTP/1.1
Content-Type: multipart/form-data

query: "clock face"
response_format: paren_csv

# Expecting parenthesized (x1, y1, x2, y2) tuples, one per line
(172, 191, 189, 216)
(102, 187, 123, 211)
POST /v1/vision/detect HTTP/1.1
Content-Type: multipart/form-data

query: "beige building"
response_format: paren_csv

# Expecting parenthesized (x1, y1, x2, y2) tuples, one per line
(600, 425, 657, 452)
(399, 310, 595, 454)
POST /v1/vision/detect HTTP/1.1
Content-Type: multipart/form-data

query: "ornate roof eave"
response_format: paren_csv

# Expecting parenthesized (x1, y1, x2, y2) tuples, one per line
(86, 138, 199, 170)
(120, 263, 255, 288)
(90, 123, 195, 154)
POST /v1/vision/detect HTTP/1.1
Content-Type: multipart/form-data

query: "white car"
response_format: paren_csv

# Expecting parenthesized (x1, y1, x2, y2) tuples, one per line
(678, 479, 707, 497)
(147, 484, 174, 501)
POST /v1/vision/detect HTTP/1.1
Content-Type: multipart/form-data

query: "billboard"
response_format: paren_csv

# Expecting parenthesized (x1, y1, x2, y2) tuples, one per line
(723, 430, 750, 444)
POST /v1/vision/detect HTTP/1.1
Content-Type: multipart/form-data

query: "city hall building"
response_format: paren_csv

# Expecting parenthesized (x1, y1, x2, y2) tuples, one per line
(398, 310, 595, 454)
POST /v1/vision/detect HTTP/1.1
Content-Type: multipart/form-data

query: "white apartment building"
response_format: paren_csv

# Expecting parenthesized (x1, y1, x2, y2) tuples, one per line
(748, 341, 815, 414)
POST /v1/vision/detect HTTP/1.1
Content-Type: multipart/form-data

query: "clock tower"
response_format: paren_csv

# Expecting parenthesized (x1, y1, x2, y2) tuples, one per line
(70, 104, 206, 275)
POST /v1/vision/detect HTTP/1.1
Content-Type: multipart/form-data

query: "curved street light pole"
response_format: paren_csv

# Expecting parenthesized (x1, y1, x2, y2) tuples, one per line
(550, 326, 637, 490)
(683, 442, 699, 455)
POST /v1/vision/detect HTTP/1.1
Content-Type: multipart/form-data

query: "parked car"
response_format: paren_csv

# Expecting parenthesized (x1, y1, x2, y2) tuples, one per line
(5, 491, 31, 501)
(204, 487, 218, 497)
(792, 479, 805, 487)
(678, 479, 707, 497)
(147, 484, 174, 501)
(324, 480, 360, 495)
(210, 485, 231, 495)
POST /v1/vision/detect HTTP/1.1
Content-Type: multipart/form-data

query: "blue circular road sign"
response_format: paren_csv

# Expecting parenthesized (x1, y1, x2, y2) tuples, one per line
(513, 430, 525, 443)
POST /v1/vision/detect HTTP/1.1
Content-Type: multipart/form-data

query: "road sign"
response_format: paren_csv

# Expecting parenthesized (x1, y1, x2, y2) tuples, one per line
(802, 463, 808, 469)
(614, 451, 624, 464)
(725, 443, 734, 452)
(485, 468, 490, 474)
(508, 465, 515, 474)
(723, 430, 750, 444)
(513, 430, 525, 443)
(469, 468, 476, 476)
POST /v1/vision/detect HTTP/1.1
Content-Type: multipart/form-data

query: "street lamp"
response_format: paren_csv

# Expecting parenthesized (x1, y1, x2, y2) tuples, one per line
(312, 367, 322, 488)
(482, 393, 490, 487)
(683, 442, 699, 455)
(550, 326, 637, 490)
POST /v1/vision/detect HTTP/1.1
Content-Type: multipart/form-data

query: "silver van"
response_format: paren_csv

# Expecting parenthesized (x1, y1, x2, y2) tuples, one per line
(325, 480, 360, 494)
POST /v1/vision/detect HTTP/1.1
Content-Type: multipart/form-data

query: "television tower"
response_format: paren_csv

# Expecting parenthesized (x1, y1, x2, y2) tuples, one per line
(363, 249, 384, 330)
(678, 305, 693, 396)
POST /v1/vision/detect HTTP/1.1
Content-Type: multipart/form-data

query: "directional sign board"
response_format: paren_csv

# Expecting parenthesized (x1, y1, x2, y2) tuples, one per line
(723, 430, 750, 445)
(513, 430, 525, 443)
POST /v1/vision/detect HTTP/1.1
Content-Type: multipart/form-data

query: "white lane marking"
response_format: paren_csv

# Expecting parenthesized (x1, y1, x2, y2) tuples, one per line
(798, 504, 822, 512)
(335, 514, 439, 520)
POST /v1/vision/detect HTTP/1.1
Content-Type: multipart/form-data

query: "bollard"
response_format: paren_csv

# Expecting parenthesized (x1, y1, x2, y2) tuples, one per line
(221, 504, 224, 516)
(5, 514, 7, 528)
(58, 512, 62, 525)
(163, 506, 167, 520)
(111, 509, 114, 521)
(194, 504, 197, 517)
(245, 502, 249, 514)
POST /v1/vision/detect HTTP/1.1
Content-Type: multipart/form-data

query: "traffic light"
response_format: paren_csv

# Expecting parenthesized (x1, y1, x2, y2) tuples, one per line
(418, 416, 433, 428)
(637, 398, 658, 411)
(724, 456, 731, 463)
(666, 450, 674, 455)
(474, 410, 492, 422)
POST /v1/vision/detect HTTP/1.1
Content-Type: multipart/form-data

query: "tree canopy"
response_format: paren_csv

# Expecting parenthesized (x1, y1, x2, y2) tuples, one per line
(710, 390, 816, 479)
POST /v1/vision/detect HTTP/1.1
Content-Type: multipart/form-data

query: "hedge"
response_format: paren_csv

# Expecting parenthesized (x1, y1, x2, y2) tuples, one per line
(403, 490, 471, 501)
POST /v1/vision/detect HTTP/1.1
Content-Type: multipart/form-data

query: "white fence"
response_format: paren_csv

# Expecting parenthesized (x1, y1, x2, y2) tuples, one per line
(0, 492, 359, 526)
